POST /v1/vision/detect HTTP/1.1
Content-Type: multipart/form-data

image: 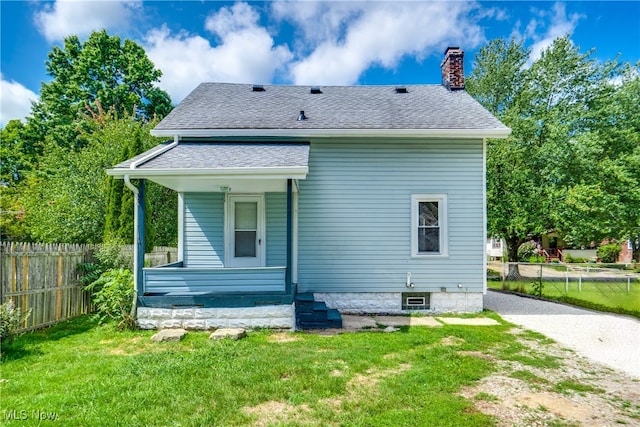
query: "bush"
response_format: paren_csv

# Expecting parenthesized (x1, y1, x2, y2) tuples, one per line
(518, 241, 540, 262)
(85, 268, 135, 330)
(597, 243, 621, 263)
(0, 300, 31, 345)
(564, 254, 588, 263)
(78, 239, 132, 287)
(528, 255, 546, 263)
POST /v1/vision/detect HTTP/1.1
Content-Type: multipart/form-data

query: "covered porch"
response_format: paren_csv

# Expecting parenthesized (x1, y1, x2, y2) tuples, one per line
(107, 141, 309, 321)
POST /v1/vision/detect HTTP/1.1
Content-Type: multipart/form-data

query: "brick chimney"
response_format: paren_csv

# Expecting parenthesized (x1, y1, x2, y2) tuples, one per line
(441, 47, 464, 91)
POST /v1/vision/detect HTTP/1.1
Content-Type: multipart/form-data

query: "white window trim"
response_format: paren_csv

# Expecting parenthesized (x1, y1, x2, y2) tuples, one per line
(411, 194, 448, 258)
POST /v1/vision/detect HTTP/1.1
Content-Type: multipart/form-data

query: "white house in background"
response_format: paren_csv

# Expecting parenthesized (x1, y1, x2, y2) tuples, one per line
(486, 238, 505, 260)
(107, 47, 510, 330)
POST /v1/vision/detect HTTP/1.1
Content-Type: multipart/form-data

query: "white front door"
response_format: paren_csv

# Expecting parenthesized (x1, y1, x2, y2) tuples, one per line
(226, 195, 265, 267)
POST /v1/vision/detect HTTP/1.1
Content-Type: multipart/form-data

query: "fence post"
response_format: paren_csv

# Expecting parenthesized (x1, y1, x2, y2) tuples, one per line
(565, 265, 569, 294)
(56, 244, 63, 321)
(22, 243, 29, 328)
(628, 277, 631, 294)
(579, 276, 582, 292)
(0, 242, 4, 302)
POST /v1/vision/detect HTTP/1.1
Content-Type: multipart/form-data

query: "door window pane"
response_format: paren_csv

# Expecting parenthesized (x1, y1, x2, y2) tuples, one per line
(235, 202, 257, 229)
(234, 201, 257, 258)
(235, 231, 257, 257)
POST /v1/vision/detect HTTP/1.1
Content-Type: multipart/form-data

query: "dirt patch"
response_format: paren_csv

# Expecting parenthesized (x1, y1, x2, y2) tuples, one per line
(243, 401, 313, 427)
(458, 350, 495, 360)
(105, 336, 163, 356)
(267, 333, 301, 343)
(440, 335, 467, 346)
(242, 361, 411, 426)
(460, 328, 640, 426)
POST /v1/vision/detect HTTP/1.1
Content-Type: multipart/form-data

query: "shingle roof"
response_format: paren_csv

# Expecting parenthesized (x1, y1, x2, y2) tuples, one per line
(153, 83, 508, 133)
(111, 142, 309, 171)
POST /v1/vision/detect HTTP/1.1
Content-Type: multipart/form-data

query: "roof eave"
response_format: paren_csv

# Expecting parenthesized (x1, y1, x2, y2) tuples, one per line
(106, 166, 309, 179)
(150, 128, 511, 139)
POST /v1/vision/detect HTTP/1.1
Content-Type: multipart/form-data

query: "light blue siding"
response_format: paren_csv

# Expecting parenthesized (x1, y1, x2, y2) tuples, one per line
(182, 192, 287, 268)
(265, 193, 287, 266)
(143, 267, 286, 293)
(297, 139, 485, 293)
(183, 193, 225, 267)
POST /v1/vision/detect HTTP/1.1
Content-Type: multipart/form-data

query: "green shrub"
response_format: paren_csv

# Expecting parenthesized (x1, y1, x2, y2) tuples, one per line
(0, 300, 31, 345)
(597, 243, 621, 263)
(78, 239, 132, 287)
(518, 241, 540, 262)
(528, 255, 546, 263)
(564, 254, 588, 263)
(85, 268, 135, 330)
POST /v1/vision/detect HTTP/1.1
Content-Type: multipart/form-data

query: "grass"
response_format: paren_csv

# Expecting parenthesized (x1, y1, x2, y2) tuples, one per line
(487, 280, 640, 318)
(553, 380, 604, 396)
(0, 313, 534, 426)
(509, 369, 549, 385)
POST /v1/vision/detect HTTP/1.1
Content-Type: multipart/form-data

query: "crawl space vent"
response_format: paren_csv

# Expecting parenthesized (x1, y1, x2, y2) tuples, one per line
(402, 292, 430, 310)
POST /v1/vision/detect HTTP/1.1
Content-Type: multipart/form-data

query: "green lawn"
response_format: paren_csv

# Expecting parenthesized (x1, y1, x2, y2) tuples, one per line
(2, 314, 543, 427)
(488, 280, 640, 318)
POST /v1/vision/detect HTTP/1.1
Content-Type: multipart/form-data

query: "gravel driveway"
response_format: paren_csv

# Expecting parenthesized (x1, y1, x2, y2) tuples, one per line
(484, 290, 640, 378)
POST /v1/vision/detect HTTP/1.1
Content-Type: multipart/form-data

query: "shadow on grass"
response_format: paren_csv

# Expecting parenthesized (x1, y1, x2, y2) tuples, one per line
(1, 315, 99, 362)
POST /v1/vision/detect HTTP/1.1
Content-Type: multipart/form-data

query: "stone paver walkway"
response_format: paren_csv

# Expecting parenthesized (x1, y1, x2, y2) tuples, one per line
(341, 314, 499, 331)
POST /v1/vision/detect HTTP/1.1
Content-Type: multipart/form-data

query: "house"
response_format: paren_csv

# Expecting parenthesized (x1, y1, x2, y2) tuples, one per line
(107, 47, 510, 330)
(486, 238, 504, 260)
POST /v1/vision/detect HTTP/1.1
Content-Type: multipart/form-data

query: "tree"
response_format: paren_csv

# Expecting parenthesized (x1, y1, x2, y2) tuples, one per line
(20, 111, 177, 246)
(466, 39, 542, 277)
(29, 29, 172, 150)
(467, 36, 638, 275)
(552, 63, 640, 259)
(0, 120, 35, 240)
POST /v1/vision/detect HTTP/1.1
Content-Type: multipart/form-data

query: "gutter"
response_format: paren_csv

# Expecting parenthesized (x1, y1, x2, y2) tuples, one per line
(130, 135, 180, 169)
(106, 166, 309, 178)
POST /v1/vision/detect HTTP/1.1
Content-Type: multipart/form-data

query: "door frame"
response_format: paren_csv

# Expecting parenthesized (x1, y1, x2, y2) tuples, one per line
(224, 194, 265, 268)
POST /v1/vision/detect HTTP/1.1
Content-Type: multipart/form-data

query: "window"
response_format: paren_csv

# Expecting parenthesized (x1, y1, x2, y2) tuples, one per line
(411, 194, 447, 257)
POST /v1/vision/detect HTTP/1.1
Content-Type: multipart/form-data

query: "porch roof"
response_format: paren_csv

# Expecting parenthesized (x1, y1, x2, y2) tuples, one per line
(106, 142, 310, 192)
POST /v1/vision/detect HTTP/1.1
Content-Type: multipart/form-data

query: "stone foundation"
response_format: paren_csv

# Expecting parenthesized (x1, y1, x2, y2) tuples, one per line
(136, 304, 295, 330)
(314, 292, 483, 314)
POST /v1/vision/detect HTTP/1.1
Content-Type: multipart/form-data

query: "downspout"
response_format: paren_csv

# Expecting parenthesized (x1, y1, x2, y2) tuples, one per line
(286, 179, 293, 296)
(123, 135, 179, 319)
(124, 174, 141, 319)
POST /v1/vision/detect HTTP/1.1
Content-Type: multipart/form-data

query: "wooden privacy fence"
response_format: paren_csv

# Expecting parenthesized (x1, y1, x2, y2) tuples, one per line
(0, 242, 178, 332)
(1, 242, 92, 332)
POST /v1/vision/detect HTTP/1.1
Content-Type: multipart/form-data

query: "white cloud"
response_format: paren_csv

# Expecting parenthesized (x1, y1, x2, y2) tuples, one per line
(34, 0, 141, 42)
(523, 2, 584, 64)
(273, 1, 485, 85)
(0, 74, 38, 126)
(144, 3, 292, 103)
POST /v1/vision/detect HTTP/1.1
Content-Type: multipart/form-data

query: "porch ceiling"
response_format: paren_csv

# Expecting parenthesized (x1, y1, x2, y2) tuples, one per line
(107, 142, 309, 192)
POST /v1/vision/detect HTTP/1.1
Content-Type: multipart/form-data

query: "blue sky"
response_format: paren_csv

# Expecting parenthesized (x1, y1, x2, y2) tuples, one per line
(1, 1, 639, 126)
